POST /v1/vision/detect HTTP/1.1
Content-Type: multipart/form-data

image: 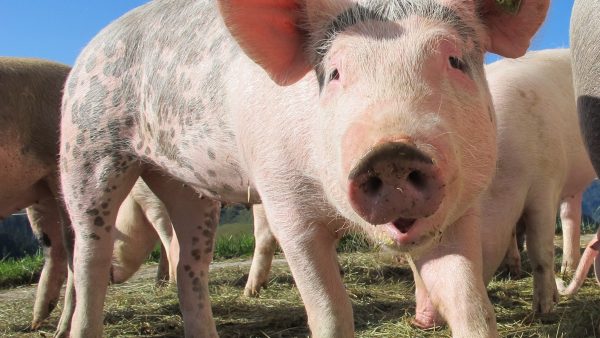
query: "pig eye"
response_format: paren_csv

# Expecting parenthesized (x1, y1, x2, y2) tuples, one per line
(449, 56, 467, 73)
(328, 68, 340, 82)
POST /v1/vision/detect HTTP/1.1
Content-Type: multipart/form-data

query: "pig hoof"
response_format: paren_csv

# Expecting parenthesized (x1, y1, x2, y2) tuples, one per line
(411, 314, 443, 329)
(30, 320, 42, 331)
(243, 283, 264, 298)
(243, 288, 261, 298)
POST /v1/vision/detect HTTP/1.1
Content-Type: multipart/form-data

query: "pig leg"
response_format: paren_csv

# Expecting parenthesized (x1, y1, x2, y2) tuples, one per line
(556, 228, 600, 295)
(258, 195, 352, 337)
(244, 204, 278, 297)
(559, 193, 583, 275)
(412, 281, 445, 329)
(142, 172, 219, 337)
(111, 193, 159, 283)
(413, 212, 497, 338)
(27, 198, 67, 329)
(156, 244, 170, 285)
(502, 228, 522, 278)
(131, 181, 176, 284)
(55, 267, 75, 338)
(60, 142, 142, 337)
(522, 196, 560, 313)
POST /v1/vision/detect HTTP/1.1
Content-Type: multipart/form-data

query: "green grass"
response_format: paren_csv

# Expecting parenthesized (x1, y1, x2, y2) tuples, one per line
(0, 253, 44, 289)
(216, 222, 253, 238)
(213, 234, 256, 260)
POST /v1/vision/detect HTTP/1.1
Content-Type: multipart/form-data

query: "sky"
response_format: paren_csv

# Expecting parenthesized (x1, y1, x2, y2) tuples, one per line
(2, 2, 598, 212)
(0, 1, 575, 66)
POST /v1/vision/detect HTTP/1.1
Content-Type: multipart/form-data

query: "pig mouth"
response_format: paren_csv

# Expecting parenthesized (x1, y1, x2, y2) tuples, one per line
(392, 217, 417, 234)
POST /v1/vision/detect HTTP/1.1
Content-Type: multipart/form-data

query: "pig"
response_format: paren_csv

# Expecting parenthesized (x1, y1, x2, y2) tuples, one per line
(0, 57, 71, 330)
(413, 49, 597, 328)
(0, 57, 176, 332)
(569, 0, 600, 295)
(58, 0, 549, 337)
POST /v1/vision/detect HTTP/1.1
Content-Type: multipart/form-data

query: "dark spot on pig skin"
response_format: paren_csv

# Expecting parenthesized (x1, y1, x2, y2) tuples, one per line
(89, 233, 101, 241)
(101, 202, 109, 209)
(207, 170, 216, 177)
(202, 229, 212, 238)
(184, 265, 191, 272)
(105, 226, 112, 232)
(86, 209, 99, 216)
(192, 277, 200, 286)
(207, 149, 216, 160)
(41, 233, 51, 247)
(192, 237, 199, 245)
(188, 271, 195, 278)
(85, 56, 97, 73)
(94, 216, 105, 227)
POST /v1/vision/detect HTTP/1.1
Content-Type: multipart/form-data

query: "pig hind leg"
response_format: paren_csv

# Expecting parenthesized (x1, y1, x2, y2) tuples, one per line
(142, 171, 220, 336)
(27, 199, 67, 329)
(522, 193, 560, 314)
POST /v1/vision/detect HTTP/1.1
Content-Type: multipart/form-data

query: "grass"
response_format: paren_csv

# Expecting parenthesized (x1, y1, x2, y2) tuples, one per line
(1, 251, 599, 337)
(0, 253, 44, 289)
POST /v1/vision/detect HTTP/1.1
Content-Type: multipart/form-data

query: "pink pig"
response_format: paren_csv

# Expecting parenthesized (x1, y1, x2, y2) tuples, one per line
(59, 0, 549, 337)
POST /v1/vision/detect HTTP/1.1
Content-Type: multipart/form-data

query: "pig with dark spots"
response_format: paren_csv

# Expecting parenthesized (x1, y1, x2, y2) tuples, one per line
(414, 49, 596, 328)
(59, 1, 549, 337)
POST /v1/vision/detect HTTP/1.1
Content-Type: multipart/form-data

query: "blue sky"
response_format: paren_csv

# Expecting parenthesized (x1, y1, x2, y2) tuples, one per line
(0, 1, 574, 66)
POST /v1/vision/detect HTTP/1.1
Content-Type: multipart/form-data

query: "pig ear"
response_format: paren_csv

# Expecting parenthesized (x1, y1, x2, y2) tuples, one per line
(218, 0, 312, 86)
(480, 0, 550, 58)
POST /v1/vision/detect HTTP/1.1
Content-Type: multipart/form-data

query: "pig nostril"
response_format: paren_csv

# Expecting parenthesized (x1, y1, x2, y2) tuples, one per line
(407, 170, 427, 191)
(361, 175, 383, 196)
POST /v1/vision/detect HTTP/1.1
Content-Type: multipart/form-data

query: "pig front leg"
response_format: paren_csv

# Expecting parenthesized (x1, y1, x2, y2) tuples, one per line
(142, 172, 219, 337)
(412, 281, 445, 329)
(27, 199, 68, 330)
(260, 197, 353, 337)
(244, 204, 278, 297)
(412, 211, 497, 338)
(559, 193, 583, 275)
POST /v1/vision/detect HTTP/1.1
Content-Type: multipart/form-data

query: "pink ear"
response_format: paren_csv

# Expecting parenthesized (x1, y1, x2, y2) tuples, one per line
(218, 0, 312, 86)
(480, 0, 550, 58)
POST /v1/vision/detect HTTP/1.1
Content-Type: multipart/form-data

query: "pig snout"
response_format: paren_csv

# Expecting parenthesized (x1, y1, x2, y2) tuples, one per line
(348, 142, 445, 229)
